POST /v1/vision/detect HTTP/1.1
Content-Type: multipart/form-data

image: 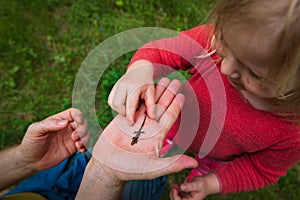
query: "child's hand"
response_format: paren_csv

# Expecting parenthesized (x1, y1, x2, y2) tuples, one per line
(108, 60, 156, 125)
(170, 173, 220, 200)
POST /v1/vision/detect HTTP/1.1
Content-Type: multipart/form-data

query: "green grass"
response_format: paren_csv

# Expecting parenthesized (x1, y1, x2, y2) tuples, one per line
(0, 0, 299, 199)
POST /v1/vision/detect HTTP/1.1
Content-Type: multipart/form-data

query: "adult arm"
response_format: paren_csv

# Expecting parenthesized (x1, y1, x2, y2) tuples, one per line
(0, 108, 90, 191)
(76, 78, 198, 200)
(0, 145, 36, 191)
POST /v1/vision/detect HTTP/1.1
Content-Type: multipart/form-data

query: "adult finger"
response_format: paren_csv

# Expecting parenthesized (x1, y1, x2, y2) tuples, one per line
(157, 79, 181, 105)
(73, 126, 90, 144)
(50, 108, 83, 124)
(144, 85, 156, 119)
(158, 93, 185, 140)
(69, 108, 84, 124)
(155, 77, 171, 102)
(75, 140, 86, 152)
(126, 90, 141, 125)
(75, 134, 90, 152)
(156, 79, 181, 121)
(70, 118, 89, 137)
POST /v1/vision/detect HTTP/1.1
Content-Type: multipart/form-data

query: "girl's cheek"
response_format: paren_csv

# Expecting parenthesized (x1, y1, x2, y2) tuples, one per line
(242, 76, 261, 95)
(246, 82, 276, 98)
(246, 77, 251, 85)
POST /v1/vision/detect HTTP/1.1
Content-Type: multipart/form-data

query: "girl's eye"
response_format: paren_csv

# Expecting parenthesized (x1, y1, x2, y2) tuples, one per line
(248, 69, 262, 80)
(236, 59, 262, 80)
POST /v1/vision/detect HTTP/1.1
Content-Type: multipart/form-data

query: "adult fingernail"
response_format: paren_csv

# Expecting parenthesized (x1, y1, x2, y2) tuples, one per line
(58, 120, 67, 126)
(128, 119, 133, 126)
(150, 105, 156, 119)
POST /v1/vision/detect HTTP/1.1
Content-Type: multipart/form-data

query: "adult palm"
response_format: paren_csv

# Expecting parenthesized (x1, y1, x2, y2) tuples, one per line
(92, 78, 197, 181)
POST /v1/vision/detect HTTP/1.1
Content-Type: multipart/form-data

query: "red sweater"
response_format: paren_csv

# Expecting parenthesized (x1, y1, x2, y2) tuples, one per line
(130, 25, 300, 194)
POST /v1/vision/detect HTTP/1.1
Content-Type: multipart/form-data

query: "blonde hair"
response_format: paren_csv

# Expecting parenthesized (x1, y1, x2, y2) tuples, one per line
(209, 0, 300, 121)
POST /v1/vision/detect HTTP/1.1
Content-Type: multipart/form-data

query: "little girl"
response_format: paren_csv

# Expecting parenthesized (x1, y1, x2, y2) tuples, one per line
(108, 0, 300, 199)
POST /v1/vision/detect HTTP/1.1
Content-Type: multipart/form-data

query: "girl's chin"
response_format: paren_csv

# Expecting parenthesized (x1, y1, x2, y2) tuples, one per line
(228, 77, 277, 98)
(240, 90, 276, 112)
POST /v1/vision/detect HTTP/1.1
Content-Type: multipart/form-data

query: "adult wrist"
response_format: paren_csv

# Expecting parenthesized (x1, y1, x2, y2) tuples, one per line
(14, 145, 38, 174)
(76, 158, 125, 200)
(0, 145, 36, 191)
(88, 158, 124, 186)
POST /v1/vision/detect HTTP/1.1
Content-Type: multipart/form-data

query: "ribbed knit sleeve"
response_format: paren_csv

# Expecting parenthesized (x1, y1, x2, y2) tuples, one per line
(215, 131, 300, 194)
(129, 25, 214, 78)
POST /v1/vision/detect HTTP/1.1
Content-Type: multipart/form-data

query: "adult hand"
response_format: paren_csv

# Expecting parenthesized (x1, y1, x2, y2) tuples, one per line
(76, 78, 197, 200)
(18, 108, 90, 171)
(94, 78, 197, 181)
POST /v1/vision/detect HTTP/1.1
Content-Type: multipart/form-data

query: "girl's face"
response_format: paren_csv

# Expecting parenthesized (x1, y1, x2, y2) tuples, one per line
(216, 25, 278, 99)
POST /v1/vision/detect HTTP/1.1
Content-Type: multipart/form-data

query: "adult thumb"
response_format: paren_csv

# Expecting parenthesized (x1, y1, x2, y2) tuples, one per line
(29, 118, 69, 136)
(149, 154, 198, 179)
(164, 154, 198, 174)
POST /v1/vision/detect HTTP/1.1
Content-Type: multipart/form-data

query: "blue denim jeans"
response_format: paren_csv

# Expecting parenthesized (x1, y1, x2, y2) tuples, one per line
(121, 176, 167, 200)
(2, 151, 167, 200)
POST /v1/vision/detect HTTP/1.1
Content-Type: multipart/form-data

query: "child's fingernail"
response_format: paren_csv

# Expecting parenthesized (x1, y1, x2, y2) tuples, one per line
(180, 185, 186, 191)
(58, 120, 67, 126)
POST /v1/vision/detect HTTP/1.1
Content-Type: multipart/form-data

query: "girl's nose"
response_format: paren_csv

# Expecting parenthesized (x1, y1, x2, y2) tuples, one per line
(220, 58, 240, 79)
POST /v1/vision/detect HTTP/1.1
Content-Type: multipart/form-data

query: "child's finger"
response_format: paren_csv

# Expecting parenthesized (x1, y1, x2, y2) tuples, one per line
(144, 85, 156, 119)
(107, 84, 118, 107)
(170, 185, 181, 200)
(180, 179, 202, 192)
(126, 91, 141, 125)
(108, 86, 127, 116)
(111, 90, 127, 116)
